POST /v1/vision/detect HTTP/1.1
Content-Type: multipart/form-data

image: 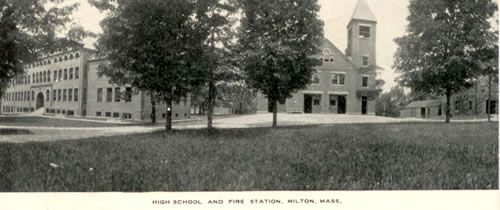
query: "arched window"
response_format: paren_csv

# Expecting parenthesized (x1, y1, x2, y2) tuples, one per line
(43, 61, 46, 65)
(323, 49, 331, 55)
(48, 60, 51, 64)
(54, 58, 58, 63)
(75, 53, 80, 58)
(59, 57, 62, 62)
(64, 55, 68, 61)
(69, 54, 74, 59)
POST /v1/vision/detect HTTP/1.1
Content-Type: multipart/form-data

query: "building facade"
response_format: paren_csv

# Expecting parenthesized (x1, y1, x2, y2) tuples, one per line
(256, 0, 378, 115)
(1, 24, 191, 122)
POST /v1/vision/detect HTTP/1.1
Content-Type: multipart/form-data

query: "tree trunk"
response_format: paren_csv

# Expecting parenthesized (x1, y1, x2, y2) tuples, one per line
(151, 101, 156, 124)
(165, 99, 173, 131)
(272, 99, 278, 127)
(487, 75, 492, 122)
(445, 90, 451, 123)
(207, 81, 216, 130)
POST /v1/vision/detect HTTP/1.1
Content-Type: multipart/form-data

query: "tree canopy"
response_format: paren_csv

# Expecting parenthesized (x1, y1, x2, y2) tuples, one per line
(92, 0, 216, 130)
(0, 0, 79, 96)
(393, 0, 497, 122)
(237, 0, 324, 127)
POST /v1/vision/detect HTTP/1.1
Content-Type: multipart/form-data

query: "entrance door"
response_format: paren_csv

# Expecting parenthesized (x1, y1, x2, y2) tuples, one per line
(361, 96, 368, 115)
(304, 95, 313, 113)
(487, 100, 497, 114)
(36, 92, 44, 110)
(421, 108, 426, 118)
(337, 96, 346, 114)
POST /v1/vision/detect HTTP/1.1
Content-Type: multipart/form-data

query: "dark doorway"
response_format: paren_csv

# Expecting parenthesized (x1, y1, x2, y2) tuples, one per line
(421, 108, 426, 118)
(361, 96, 368, 115)
(486, 100, 497, 114)
(338, 95, 346, 114)
(304, 95, 313, 113)
(36, 92, 44, 110)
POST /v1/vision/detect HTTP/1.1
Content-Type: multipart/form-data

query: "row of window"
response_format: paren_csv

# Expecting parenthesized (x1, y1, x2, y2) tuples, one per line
(50, 88, 79, 102)
(10, 67, 80, 87)
(3, 91, 33, 102)
(311, 73, 369, 87)
(45, 109, 75, 116)
(2, 106, 33, 113)
(97, 87, 133, 103)
(24, 53, 80, 69)
(95, 111, 132, 119)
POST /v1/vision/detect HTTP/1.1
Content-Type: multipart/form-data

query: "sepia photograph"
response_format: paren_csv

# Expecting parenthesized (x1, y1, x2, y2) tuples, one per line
(0, 0, 498, 209)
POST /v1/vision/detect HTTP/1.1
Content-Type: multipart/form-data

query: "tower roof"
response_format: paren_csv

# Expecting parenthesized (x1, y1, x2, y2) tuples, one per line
(350, 0, 376, 22)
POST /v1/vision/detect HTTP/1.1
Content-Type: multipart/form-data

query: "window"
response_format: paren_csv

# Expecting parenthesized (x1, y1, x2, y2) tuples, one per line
(67, 110, 74, 116)
(74, 89, 79, 102)
(469, 100, 473, 110)
(323, 58, 329, 63)
(54, 58, 58, 63)
(64, 56, 68, 61)
(68, 88, 73, 102)
(63, 89, 67, 101)
(96, 112, 101, 116)
(69, 54, 74, 59)
(75, 67, 79, 79)
(46, 90, 50, 101)
(105, 112, 111, 117)
(332, 73, 346, 86)
(312, 74, 320, 85)
(28, 76, 30, 84)
(115, 87, 121, 102)
(125, 87, 132, 102)
(69, 68, 73, 79)
(313, 99, 320, 106)
(329, 58, 334, 63)
(106, 88, 113, 102)
(279, 98, 286, 105)
(362, 76, 369, 87)
(75, 53, 80, 58)
(362, 56, 369, 66)
(97, 88, 103, 102)
(64, 69, 67, 80)
(54, 71, 57, 81)
(323, 49, 331, 54)
(58, 89, 61, 101)
(47, 70, 50, 81)
(43, 71, 46, 82)
(359, 25, 370, 38)
(123, 113, 132, 119)
(330, 99, 336, 106)
(58, 70, 62, 81)
(113, 112, 120, 118)
(53, 90, 56, 101)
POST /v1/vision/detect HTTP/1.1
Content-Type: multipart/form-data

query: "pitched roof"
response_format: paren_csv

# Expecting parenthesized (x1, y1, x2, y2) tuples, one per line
(321, 39, 357, 69)
(406, 100, 442, 108)
(351, 0, 377, 22)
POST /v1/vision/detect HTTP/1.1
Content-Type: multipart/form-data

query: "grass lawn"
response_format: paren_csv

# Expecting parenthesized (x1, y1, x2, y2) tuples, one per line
(0, 122, 497, 191)
(0, 116, 147, 127)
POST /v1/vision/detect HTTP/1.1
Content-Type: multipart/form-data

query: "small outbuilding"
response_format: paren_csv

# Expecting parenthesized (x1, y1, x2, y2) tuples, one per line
(400, 100, 443, 118)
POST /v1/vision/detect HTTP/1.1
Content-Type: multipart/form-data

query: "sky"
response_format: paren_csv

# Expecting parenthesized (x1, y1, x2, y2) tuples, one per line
(66, 0, 412, 92)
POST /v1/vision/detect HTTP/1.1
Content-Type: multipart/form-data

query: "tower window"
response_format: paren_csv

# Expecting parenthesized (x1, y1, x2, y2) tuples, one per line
(362, 76, 369, 87)
(359, 26, 371, 38)
(362, 56, 369, 66)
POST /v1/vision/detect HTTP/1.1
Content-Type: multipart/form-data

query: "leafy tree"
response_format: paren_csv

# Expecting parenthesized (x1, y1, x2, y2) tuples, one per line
(197, 1, 239, 129)
(91, 0, 211, 130)
(393, 0, 497, 123)
(475, 44, 498, 122)
(0, 0, 79, 101)
(376, 86, 408, 117)
(237, 0, 324, 127)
